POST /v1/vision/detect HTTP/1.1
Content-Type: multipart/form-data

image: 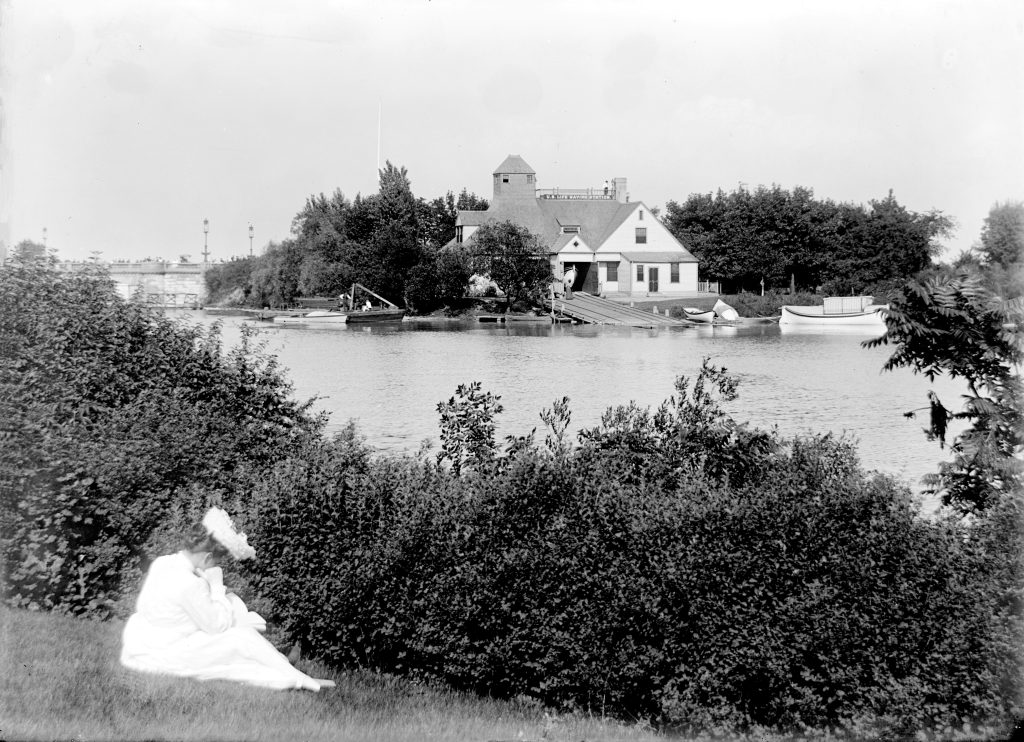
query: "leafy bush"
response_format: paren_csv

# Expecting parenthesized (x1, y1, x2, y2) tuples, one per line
(867, 268, 1024, 512)
(0, 255, 324, 617)
(203, 257, 258, 306)
(241, 360, 1023, 736)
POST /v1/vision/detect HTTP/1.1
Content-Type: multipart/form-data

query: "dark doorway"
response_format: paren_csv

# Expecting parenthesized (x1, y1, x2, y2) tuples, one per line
(649, 266, 659, 293)
(579, 263, 598, 293)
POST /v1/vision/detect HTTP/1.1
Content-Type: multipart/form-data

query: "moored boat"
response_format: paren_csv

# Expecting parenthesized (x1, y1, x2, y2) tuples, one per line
(345, 307, 406, 323)
(272, 310, 349, 324)
(683, 307, 715, 323)
(272, 283, 406, 325)
(779, 296, 887, 327)
(712, 299, 740, 322)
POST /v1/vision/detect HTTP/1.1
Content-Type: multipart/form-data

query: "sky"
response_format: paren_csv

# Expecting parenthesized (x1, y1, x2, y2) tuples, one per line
(1, 0, 1022, 264)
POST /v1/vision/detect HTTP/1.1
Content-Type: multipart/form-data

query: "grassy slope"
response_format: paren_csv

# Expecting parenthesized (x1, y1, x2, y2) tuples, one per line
(0, 607, 665, 742)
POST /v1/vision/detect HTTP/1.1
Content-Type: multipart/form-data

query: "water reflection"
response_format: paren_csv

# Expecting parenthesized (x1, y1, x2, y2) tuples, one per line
(172, 311, 965, 505)
(779, 324, 887, 337)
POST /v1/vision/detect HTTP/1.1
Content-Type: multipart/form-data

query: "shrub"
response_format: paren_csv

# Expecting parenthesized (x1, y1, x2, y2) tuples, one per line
(0, 255, 324, 617)
(240, 360, 1023, 735)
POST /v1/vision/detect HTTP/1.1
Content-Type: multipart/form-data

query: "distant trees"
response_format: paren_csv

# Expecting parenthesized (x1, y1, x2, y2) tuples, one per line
(417, 188, 490, 250)
(958, 200, 1024, 299)
(205, 164, 488, 313)
(978, 200, 1024, 270)
(210, 170, 967, 310)
(11, 240, 48, 259)
(664, 186, 952, 294)
(469, 220, 552, 312)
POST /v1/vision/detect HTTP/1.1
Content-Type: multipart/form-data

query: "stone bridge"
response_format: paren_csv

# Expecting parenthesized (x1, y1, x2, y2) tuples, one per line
(60, 260, 208, 307)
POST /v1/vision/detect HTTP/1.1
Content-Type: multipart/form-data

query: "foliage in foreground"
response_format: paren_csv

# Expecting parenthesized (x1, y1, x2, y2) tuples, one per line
(0, 252, 325, 617)
(244, 365, 1023, 736)
(868, 267, 1024, 512)
(3, 255, 1021, 739)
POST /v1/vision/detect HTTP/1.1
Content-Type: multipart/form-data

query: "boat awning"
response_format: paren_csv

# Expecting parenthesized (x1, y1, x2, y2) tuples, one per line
(618, 251, 698, 263)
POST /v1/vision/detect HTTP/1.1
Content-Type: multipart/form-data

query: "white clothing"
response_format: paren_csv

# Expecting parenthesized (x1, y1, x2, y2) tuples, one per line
(120, 552, 323, 691)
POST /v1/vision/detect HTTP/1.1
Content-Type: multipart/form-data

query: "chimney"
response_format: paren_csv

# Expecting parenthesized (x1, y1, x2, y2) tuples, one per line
(612, 177, 628, 203)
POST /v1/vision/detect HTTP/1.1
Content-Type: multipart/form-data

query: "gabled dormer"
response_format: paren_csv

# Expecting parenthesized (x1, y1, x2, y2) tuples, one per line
(558, 218, 581, 234)
(492, 155, 536, 201)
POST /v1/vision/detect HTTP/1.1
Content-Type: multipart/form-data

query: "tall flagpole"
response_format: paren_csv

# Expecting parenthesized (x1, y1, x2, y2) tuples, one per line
(376, 101, 381, 178)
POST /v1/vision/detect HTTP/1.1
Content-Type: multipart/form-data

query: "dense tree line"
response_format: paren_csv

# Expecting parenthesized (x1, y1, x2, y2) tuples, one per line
(205, 162, 488, 312)
(664, 186, 953, 295)
(209, 166, 978, 311)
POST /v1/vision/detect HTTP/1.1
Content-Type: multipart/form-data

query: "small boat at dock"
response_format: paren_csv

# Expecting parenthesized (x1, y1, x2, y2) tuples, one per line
(683, 307, 716, 323)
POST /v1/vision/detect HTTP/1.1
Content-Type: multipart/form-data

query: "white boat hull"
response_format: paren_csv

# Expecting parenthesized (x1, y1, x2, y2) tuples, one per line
(683, 308, 715, 323)
(273, 310, 349, 324)
(779, 304, 887, 326)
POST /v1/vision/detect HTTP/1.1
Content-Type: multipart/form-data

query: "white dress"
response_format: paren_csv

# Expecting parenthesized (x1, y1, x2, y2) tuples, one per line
(120, 552, 323, 691)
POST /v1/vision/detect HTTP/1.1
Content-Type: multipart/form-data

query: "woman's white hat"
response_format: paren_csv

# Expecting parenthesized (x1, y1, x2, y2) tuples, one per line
(202, 507, 256, 561)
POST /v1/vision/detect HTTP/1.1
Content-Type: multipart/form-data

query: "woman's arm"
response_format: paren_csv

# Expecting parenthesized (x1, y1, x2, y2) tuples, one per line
(179, 569, 234, 634)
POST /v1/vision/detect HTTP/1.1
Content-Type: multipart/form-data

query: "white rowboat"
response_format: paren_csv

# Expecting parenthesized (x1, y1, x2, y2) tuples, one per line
(273, 310, 349, 324)
(683, 307, 715, 323)
(779, 296, 887, 327)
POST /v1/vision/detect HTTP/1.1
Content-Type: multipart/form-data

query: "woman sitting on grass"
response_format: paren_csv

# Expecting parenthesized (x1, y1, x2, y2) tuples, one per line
(120, 507, 334, 692)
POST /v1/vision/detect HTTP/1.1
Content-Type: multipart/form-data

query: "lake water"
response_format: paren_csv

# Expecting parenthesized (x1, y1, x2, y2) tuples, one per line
(171, 311, 968, 509)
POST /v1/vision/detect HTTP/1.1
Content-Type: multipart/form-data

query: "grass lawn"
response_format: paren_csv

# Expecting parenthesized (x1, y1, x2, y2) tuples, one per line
(0, 607, 668, 742)
(4, 608, 1012, 741)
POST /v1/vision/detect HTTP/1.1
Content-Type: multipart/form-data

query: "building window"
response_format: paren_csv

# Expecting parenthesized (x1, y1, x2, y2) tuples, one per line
(636, 264, 644, 282)
(670, 263, 680, 282)
(494, 174, 500, 183)
(502, 175, 509, 183)
(561, 225, 580, 234)
(456, 226, 463, 244)
(635, 227, 647, 244)
(527, 174, 534, 183)
(604, 262, 618, 282)
(639, 209, 644, 220)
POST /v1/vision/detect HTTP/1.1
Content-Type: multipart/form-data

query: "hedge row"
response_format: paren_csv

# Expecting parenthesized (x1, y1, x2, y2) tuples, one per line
(243, 371, 1023, 733)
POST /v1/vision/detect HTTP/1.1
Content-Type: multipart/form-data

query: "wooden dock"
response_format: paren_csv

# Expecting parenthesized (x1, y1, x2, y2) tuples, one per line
(546, 293, 691, 328)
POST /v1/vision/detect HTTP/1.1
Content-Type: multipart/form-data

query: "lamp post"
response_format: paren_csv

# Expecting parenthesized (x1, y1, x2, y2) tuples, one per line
(202, 218, 209, 263)
(42, 227, 47, 247)
(248, 224, 254, 257)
